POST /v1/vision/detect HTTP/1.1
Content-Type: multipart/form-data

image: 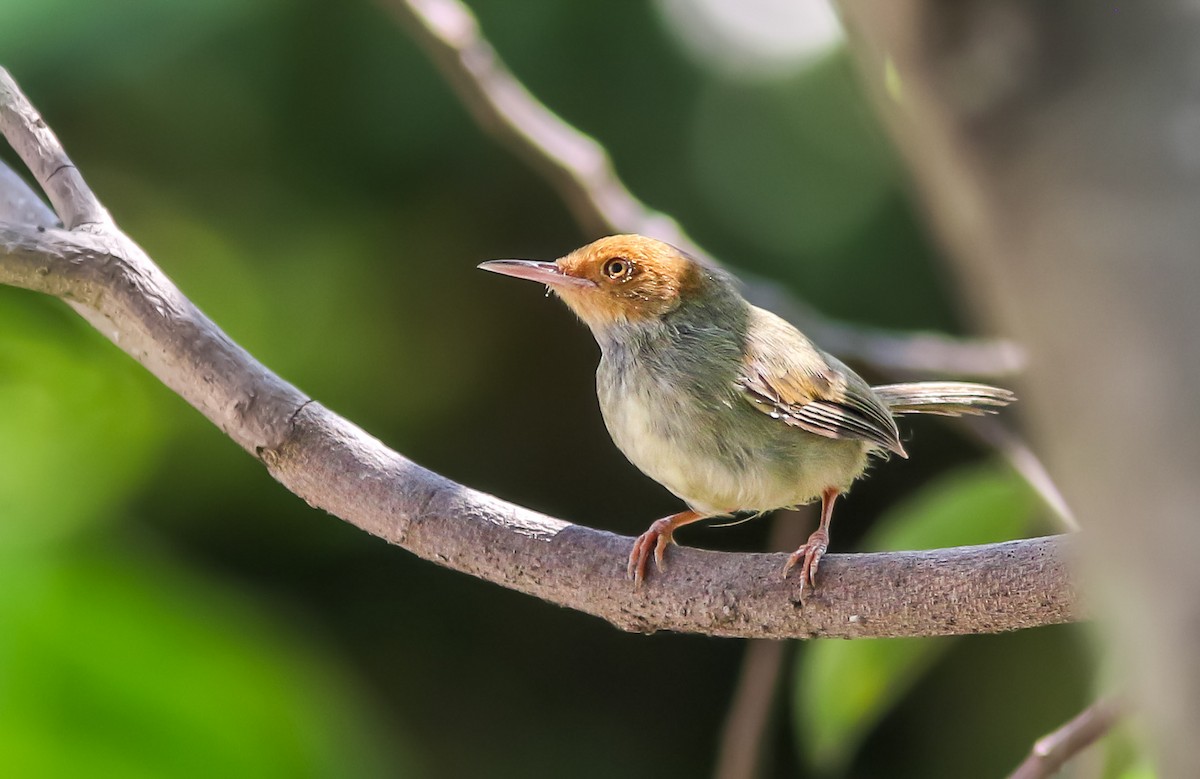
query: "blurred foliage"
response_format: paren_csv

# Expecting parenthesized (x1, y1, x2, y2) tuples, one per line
(0, 0, 1100, 777)
(0, 294, 167, 551)
(0, 549, 411, 779)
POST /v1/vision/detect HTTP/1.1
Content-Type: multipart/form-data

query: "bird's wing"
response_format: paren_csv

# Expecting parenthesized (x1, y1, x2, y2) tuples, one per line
(735, 307, 906, 456)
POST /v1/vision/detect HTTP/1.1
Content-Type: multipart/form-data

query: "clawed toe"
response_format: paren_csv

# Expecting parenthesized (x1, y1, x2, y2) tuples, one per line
(627, 511, 706, 587)
(783, 530, 829, 600)
(628, 518, 675, 586)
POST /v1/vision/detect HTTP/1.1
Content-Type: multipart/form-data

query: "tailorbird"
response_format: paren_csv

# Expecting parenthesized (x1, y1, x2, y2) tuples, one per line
(479, 235, 1015, 597)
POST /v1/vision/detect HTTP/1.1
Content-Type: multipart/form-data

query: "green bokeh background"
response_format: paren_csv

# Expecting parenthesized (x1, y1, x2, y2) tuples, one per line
(0, 1, 1107, 776)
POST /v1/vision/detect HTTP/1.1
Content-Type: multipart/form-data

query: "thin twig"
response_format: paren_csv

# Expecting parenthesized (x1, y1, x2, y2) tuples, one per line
(0, 67, 1079, 640)
(383, 0, 1025, 378)
(1008, 696, 1126, 779)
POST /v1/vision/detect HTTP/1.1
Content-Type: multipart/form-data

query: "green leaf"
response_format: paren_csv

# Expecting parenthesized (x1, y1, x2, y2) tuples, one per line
(794, 462, 1040, 772)
(862, 462, 1039, 554)
(0, 549, 421, 779)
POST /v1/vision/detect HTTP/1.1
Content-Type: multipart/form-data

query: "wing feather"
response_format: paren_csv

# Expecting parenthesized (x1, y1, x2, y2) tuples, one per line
(736, 308, 905, 456)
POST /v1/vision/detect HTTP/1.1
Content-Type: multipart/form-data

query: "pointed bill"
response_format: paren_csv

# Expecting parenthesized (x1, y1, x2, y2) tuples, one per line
(477, 259, 596, 288)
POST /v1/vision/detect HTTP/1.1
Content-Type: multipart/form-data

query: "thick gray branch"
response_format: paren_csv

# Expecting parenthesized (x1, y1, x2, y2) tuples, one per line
(268, 412, 1078, 638)
(0, 66, 1079, 639)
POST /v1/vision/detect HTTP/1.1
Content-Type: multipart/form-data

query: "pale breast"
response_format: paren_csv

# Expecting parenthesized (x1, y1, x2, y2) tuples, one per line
(597, 357, 870, 515)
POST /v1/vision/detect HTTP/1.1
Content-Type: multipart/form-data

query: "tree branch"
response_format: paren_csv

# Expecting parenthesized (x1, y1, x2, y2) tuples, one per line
(382, 0, 1026, 379)
(0, 67, 1079, 639)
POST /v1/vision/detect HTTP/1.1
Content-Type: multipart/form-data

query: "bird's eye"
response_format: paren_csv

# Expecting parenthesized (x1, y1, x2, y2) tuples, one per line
(603, 257, 631, 279)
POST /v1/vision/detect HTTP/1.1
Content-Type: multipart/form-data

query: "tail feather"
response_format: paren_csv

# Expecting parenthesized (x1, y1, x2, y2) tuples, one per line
(872, 382, 1016, 417)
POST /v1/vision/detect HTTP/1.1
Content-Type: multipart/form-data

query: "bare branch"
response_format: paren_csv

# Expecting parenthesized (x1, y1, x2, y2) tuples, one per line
(0, 66, 1079, 639)
(1008, 696, 1126, 779)
(382, 0, 1025, 379)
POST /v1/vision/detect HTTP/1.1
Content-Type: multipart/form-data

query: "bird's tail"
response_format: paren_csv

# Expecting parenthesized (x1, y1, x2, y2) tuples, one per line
(872, 382, 1016, 417)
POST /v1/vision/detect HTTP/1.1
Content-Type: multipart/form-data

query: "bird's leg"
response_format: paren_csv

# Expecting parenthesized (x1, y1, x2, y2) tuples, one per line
(783, 488, 840, 598)
(628, 510, 707, 586)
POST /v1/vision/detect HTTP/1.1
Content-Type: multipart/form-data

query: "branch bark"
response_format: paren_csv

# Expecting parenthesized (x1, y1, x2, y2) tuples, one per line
(0, 67, 1079, 639)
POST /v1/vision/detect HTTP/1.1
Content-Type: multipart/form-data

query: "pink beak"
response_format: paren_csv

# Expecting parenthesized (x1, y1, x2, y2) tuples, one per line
(477, 259, 596, 288)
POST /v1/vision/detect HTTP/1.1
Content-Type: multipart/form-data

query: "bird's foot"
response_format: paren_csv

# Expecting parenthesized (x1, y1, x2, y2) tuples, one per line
(783, 528, 830, 600)
(627, 517, 679, 586)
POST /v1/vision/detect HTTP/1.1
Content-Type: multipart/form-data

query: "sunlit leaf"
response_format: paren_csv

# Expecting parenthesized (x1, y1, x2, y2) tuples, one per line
(795, 462, 1040, 772)
(863, 462, 1039, 554)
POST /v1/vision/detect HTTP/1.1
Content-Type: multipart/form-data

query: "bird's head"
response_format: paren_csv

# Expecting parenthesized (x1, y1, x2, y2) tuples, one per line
(478, 235, 711, 333)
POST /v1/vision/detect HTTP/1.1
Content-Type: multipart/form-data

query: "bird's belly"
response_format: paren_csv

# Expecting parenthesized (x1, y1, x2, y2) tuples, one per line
(599, 381, 868, 515)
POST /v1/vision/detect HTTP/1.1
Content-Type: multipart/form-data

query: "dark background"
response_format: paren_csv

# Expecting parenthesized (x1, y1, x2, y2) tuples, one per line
(0, 1, 1104, 776)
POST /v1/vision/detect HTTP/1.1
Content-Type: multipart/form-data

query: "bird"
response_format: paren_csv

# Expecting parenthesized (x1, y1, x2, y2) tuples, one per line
(479, 235, 1015, 598)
